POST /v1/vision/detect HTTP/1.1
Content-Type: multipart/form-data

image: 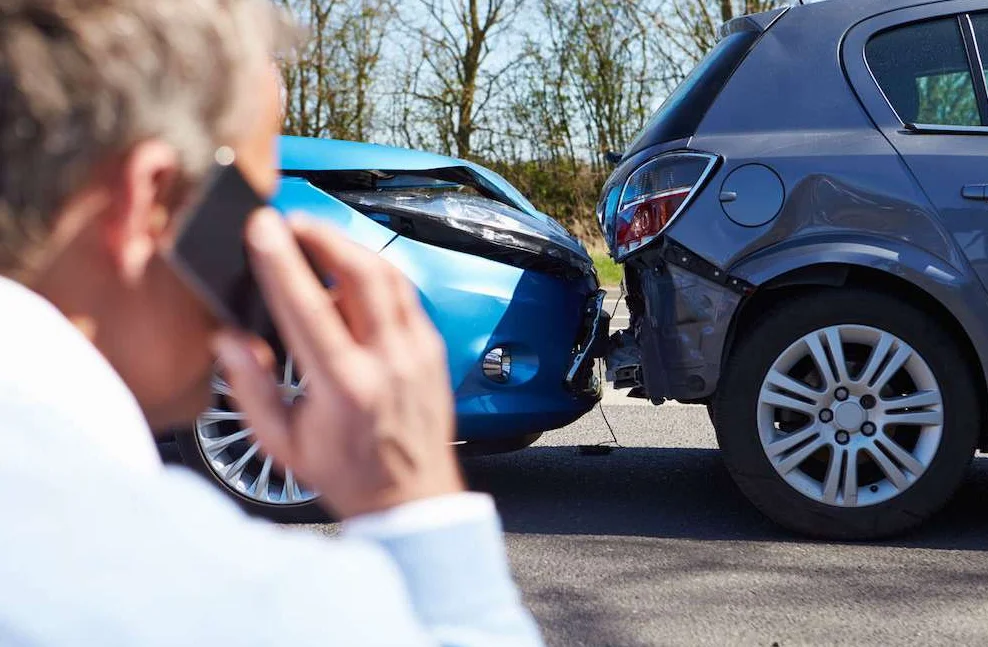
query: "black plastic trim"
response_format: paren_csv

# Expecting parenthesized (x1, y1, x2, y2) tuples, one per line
(903, 123, 988, 135)
(662, 242, 753, 295)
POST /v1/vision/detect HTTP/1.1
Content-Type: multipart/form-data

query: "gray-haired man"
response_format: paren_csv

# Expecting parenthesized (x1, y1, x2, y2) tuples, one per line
(0, 1, 542, 644)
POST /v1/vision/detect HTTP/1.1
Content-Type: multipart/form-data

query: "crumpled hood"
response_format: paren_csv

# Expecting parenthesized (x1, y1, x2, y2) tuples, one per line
(278, 135, 594, 280)
(279, 136, 544, 222)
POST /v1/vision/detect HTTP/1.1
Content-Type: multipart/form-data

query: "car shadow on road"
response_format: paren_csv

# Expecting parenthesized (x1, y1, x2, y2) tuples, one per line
(461, 446, 988, 550)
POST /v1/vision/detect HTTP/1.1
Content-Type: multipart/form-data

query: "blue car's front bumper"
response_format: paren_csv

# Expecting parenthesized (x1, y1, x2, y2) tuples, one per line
(382, 234, 602, 441)
(159, 137, 604, 463)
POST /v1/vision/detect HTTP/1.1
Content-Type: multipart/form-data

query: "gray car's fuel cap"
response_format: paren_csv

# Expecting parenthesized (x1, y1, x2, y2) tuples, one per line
(719, 164, 785, 227)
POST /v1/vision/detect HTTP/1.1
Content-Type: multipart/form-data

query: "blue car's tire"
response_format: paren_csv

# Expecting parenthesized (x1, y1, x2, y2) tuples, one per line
(713, 288, 979, 539)
(175, 358, 329, 524)
(176, 429, 329, 523)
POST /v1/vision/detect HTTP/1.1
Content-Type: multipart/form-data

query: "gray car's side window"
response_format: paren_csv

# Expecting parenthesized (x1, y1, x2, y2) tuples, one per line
(973, 13, 988, 88)
(866, 17, 982, 127)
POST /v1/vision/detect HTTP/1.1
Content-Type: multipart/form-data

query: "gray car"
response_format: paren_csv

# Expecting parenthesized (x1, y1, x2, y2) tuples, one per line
(599, 0, 988, 538)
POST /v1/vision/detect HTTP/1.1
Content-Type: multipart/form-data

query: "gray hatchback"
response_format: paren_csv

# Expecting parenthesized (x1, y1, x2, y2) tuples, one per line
(599, 0, 988, 538)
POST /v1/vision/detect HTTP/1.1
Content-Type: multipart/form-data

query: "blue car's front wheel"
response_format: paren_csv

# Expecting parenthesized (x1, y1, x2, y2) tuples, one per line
(176, 356, 328, 523)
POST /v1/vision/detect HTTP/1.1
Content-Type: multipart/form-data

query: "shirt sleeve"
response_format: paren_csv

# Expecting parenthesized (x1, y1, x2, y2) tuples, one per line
(341, 492, 544, 647)
(154, 468, 544, 647)
(341, 492, 497, 539)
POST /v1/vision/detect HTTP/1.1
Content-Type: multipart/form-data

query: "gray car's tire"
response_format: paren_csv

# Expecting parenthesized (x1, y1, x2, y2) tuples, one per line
(713, 288, 979, 539)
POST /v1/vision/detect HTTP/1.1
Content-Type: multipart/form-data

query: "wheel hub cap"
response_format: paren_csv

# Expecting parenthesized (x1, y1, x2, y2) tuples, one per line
(834, 401, 866, 431)
(757, 325, 943, 508)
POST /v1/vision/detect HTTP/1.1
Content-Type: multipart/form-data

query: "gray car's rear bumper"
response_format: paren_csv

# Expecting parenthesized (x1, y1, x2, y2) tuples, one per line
(606, 242, 746, 403)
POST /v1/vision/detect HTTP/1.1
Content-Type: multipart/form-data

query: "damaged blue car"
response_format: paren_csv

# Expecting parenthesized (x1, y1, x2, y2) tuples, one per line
(174, 135, 606, 521)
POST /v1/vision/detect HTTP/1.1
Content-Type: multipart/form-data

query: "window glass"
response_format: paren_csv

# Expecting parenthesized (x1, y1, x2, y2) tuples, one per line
(624, 29, 759, 155)
(866, 17, 982, 126)
(972, 13, 988, 86)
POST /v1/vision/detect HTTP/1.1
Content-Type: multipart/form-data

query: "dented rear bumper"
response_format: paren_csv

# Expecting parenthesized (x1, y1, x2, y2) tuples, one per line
(605, 242, 748, 403)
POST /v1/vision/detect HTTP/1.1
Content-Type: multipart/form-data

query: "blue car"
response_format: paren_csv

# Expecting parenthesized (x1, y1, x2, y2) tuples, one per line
(174, 136, 605, 520)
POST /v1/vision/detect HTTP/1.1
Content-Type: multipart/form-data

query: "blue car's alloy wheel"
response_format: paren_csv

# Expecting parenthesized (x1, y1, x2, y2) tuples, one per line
(177, 356, 326, 522)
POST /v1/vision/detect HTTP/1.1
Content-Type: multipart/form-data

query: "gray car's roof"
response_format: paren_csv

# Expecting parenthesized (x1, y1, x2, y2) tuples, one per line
(798, 0, 949, 8)
(790, 0, 957, 26)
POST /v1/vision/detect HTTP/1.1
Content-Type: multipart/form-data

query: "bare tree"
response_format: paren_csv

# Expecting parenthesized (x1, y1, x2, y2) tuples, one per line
(407, 0, 525, 158)
(338, 0, 393, 140)
(570, 0, 657, 165)
(275, 0, 786, 242)
(279, 0, 394, 140)
(509, 0, 659, 168)
(658, 0, 783, 68)
(498, 18, 578, 169)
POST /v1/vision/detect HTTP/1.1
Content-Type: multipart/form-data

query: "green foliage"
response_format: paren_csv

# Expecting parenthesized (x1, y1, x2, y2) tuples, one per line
(482, 158, 608, 244)
(916, 73, 981, 127)
(592, 251, 624, 286)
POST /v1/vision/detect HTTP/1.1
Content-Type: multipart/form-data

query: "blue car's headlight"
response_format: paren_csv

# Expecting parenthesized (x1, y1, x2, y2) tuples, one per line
(337, 190, 593, 279)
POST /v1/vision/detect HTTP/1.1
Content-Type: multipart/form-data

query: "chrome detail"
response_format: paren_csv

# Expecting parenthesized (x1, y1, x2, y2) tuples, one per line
(482, 347, 512, 384)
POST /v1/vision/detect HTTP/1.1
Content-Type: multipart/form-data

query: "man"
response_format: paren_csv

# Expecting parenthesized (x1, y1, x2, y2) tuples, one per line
(0, 1, 542, 645)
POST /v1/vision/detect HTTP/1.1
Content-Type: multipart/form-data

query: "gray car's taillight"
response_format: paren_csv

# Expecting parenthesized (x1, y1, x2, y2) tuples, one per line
(614, 152, 718, 260)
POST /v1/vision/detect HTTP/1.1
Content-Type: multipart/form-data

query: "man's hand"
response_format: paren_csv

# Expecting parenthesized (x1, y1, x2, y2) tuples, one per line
(213, 209, 464, 519)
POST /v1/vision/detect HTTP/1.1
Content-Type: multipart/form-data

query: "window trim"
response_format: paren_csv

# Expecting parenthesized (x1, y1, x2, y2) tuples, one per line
(902, 122, 988, 135)
(843, 0, 988, 137)
(863, 12, 988, 133)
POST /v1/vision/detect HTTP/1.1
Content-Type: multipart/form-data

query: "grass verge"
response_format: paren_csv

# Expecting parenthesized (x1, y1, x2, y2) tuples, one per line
(591, 251, 623, 287)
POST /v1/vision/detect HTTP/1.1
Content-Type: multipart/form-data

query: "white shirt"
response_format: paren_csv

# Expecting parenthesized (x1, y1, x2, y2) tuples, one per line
(0, 277, 542, 646)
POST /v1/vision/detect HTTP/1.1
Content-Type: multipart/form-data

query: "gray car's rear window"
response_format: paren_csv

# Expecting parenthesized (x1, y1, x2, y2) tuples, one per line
(866, 17, 983, 127)
(623, 29, 760, 157)
(973, 13, 988, 86)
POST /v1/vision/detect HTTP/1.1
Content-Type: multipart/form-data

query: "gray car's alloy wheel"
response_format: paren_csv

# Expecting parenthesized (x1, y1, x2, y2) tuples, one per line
(714, 288, 979, 539)
(757, 325, 942, 508)
(176, 356, 327, 523)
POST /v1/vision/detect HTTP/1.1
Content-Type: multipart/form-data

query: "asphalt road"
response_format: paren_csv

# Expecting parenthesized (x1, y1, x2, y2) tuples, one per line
(293, 403, 988, 645)
(295, 291, 988, 645)
(461, 405, 988, 646)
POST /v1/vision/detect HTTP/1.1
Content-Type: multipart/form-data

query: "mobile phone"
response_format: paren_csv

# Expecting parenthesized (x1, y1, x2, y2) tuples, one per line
(165, 158, 276, 337)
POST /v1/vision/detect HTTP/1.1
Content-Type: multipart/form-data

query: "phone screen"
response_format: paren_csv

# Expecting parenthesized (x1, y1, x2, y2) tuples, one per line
(166, 161, 275, 337)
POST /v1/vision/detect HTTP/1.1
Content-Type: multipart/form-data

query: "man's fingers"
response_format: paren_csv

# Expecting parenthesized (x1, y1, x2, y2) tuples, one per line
(288, 215, 399, 346)
(245, 209, 350, 373)
(389, 263, 423, 328)
(212, 331, 295, 468)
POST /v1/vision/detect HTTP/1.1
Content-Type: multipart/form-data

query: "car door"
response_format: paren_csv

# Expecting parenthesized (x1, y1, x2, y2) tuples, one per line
(844, 2, 988, 289)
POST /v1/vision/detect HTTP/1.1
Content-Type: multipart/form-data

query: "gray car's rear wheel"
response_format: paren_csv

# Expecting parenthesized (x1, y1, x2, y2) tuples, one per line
(714, 289, 979, 539)
(176, 355, 327, 523)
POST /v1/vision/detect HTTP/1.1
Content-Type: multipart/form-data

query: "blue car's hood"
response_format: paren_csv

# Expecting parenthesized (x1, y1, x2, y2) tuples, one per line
(279, 136, 544, 222)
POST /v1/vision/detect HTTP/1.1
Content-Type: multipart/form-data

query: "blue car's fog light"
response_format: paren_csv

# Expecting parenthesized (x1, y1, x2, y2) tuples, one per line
(483, 347, 512, 384)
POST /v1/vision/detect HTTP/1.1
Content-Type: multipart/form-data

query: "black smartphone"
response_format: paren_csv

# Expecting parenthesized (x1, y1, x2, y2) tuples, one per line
(164, 158, 276, 337)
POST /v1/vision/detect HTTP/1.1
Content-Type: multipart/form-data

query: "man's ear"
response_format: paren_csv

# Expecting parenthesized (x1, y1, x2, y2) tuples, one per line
(105, 140, 180, 285)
